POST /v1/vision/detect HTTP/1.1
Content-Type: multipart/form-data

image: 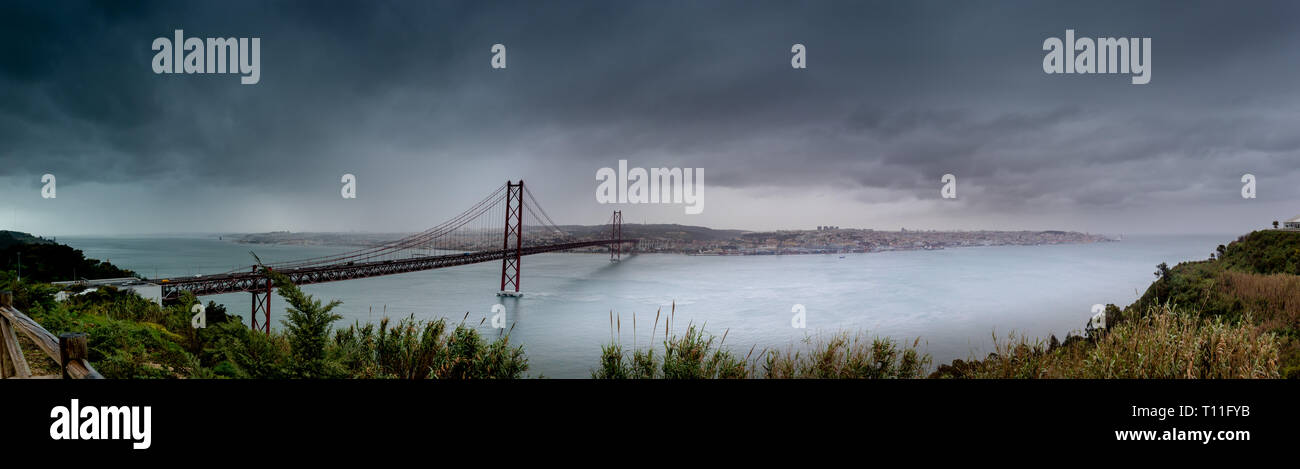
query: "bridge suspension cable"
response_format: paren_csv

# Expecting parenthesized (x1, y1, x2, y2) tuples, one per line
(523, 185, 566, 236)
(235, 183, 509, 272)
(240, 181, 579, 272)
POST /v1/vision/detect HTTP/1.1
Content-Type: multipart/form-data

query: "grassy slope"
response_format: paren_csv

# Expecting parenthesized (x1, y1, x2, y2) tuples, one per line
(1126, 230, 1300, 377)
(0, 230, 136, 282)
(934, 230, 1299, 378)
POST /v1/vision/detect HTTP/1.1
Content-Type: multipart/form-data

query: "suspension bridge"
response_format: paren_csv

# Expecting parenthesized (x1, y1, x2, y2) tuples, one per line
(157, 181, 636, 333)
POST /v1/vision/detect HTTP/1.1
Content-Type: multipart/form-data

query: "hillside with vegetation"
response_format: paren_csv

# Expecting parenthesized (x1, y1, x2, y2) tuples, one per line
(0, 230, 55, 250)
(5, 265, 530, 379)
(0, 230, 135, 282)
(1126, 230, 1300, 377)
(931, 229, 1299, 379)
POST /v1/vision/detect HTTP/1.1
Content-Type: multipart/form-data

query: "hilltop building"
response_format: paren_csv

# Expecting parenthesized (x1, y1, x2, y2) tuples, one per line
(1286, 215, 1300, 229)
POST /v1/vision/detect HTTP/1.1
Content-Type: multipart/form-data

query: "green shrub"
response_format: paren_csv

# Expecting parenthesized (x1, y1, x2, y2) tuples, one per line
(333, 315, 528, 379)
(762, 333, 931, 379)
(260, 268, 344, 378)
(593, 306, 929, 379)
(206, 320, 294, 379)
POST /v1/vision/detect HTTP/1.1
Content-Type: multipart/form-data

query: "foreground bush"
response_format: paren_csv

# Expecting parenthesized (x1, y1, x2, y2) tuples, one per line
(592, 305, 930, 379)
(762, 333, 931, 379)
(593, 323, 750, 379)
(333, 315, 528, 379)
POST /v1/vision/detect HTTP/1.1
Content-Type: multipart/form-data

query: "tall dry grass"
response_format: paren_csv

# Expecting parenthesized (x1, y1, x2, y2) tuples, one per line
(1219, 270, 1300, 331)
(951, 304, 1280, 379)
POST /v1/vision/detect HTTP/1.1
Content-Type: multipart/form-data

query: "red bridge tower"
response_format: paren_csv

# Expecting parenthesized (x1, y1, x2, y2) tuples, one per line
(498, 180, 525, 296)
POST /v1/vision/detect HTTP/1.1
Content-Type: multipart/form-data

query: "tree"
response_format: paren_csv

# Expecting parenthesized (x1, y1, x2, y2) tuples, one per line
(253, 255, 342, 378)
(1274, 221, 1280, 229)
(1154, 262, 1170, 280)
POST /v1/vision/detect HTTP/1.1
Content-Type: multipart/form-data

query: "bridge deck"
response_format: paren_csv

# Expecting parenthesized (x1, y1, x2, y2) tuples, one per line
(160, 239, 637, 298)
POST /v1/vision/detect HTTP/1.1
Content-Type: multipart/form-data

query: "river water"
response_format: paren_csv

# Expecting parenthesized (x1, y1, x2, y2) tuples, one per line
(59, 234, 1233, 377)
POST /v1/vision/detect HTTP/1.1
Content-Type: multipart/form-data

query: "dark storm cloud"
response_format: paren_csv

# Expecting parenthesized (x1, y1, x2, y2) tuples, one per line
(3, 0, 1300, 233)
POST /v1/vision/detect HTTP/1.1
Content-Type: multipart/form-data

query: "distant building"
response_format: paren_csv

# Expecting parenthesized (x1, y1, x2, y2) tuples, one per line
(1286, 215, 1300, 229)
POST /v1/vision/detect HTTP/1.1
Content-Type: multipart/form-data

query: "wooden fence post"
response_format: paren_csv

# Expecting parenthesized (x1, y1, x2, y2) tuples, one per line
(1, 316, 31, 378)
(58, 332, 87, 379)
(0, 291, 7, 378)
(0, 318, 8, 378)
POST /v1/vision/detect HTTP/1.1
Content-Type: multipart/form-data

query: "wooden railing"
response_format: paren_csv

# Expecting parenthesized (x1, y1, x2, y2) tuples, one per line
(0, 291, 103, 379)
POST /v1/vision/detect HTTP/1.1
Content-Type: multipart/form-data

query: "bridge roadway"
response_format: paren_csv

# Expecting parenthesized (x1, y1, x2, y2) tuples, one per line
(159, 239, 637, 299)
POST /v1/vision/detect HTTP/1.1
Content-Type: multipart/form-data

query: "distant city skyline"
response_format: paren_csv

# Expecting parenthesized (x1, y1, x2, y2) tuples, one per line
(3, 1, 1300, 236)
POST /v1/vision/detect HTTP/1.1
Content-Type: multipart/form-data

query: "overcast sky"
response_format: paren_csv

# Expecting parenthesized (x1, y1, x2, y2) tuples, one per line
(2, 0, 1299, 236)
